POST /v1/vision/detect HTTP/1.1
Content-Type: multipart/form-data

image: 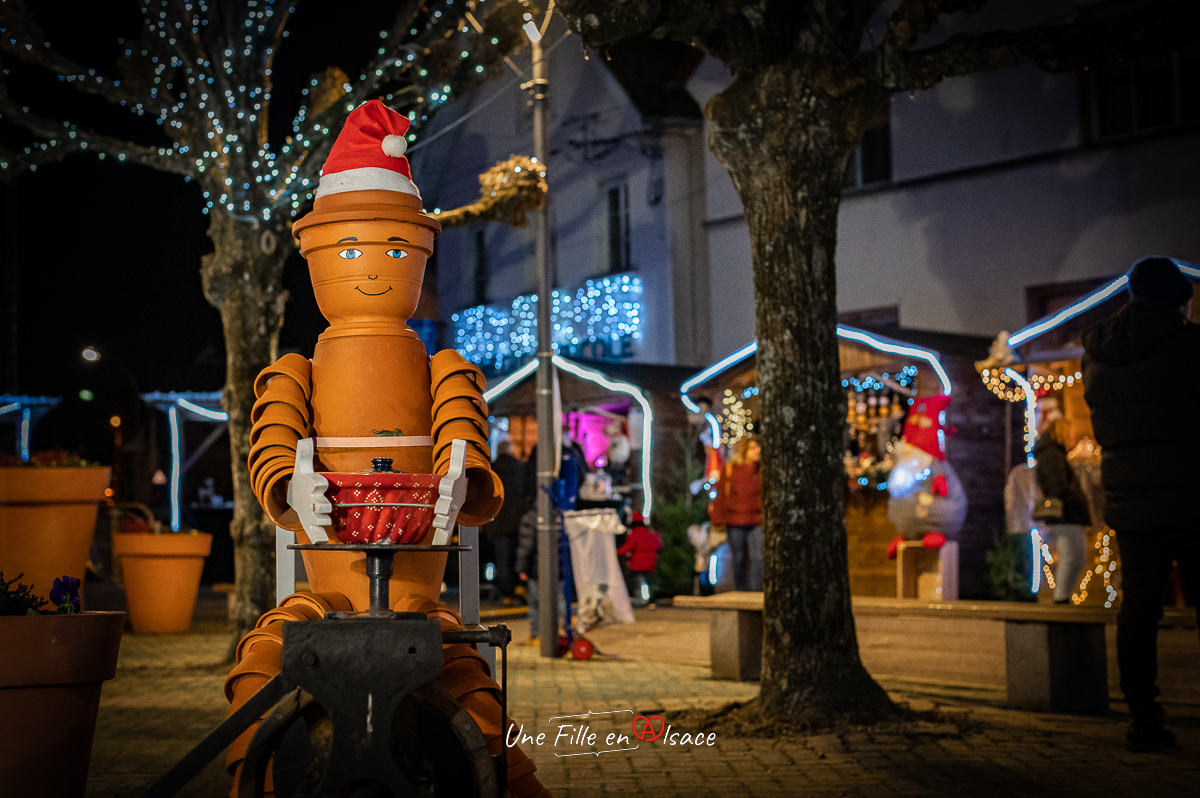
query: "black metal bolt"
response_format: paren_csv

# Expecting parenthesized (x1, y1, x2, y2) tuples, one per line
(301, 651, 317, 667)
(371, 457, 394, 472)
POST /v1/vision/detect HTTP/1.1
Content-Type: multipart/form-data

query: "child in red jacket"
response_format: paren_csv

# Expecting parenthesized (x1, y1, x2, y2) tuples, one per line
(617, 511, 663, 606)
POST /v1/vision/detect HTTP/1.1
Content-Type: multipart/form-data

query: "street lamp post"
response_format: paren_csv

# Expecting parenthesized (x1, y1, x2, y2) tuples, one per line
(526, 21, 558, 659)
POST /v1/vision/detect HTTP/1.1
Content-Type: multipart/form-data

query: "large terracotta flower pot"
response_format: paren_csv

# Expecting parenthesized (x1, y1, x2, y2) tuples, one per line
(0, 610, 125, 797)
(112, 532, 212, 633)
(0, 467, 111, 602)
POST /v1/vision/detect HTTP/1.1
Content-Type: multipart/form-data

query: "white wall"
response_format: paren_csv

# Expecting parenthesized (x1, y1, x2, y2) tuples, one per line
(414, 18, 676, 365)
(689, 37, 1200, 359)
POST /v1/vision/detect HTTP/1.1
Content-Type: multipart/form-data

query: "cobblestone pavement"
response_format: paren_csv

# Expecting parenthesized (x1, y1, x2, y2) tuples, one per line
(87, 619, 1200, 798)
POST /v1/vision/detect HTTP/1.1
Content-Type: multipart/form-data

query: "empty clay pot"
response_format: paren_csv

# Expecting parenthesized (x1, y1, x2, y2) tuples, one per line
(249, 424, 303, 456)
(254, 353, 313, 400)
(434, 373, 486, 402)
(434, 437, 490, 467)
(431, 357, 485, 392)
(112, 532, 212, 634)
(248, 430, 298, 465)
(0, 466, 111, 605)
(432, 394, 488, 422)
(250, 404, 309, 444)
(253, 377, 308, 417)
(432, 416, 489, 442)
(253, 457, 293, 500)
(260, 467, 297, 530)
(457, 468, 505, 527)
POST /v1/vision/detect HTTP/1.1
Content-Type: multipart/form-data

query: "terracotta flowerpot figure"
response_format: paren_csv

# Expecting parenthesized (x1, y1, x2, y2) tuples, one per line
(0, 460, 111, 604)
(226, 101, 545, 798)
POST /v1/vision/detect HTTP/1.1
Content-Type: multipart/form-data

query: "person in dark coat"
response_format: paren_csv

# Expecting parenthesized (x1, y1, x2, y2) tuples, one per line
(484, 440, 525, 600)
(1033, 419, 1090, 603)
(1082, 256, 1199, 751)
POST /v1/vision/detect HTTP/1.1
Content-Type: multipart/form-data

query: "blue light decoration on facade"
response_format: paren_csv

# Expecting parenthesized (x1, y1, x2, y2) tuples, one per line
(452, 273, 643, 369)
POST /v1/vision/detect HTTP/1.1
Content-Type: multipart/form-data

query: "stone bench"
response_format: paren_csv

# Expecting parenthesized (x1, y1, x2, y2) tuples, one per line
(674, 592, 1196, 714)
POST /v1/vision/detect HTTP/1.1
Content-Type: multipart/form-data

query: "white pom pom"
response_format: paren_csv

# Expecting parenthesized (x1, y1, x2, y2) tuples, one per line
(381, 134, 408, 158)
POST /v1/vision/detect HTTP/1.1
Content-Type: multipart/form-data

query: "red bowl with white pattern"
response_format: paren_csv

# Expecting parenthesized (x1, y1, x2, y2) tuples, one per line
(323, 472, 442, 544)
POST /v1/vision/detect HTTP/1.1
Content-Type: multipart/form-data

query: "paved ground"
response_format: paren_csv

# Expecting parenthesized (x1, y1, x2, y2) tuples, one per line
(85, 604, 1200, 797)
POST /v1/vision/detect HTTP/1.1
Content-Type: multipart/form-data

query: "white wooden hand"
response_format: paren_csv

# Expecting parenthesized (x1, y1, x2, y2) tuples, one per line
(287, 438, 331, 543)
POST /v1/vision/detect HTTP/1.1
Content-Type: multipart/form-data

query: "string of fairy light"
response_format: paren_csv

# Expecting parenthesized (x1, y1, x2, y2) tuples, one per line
(0, 0, 538, 220)
(979, 366, 1083, 402)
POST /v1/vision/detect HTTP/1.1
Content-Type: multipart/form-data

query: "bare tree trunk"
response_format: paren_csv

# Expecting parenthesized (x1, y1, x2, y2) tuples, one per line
(706, 60, 895, 725)
(200, 211, 293, 652)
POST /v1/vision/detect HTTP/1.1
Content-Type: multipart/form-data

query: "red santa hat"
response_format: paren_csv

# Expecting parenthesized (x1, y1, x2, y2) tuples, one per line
(901, 393, 951, 461)
(315, 100, 421, 200)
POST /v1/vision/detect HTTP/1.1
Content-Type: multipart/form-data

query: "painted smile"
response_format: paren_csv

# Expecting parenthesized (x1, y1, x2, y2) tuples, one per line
(354, 285, 394, 296)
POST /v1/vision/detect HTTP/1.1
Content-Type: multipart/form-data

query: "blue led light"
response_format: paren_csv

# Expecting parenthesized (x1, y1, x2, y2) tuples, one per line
(454, 274, 643, 368)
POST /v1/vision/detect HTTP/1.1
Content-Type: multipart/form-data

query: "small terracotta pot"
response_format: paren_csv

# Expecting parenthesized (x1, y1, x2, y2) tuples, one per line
(432, 394, 488, 422)
(260, 467, 296, 529)
(434, 434, 490, 462)
(0, 611, 125, 798)
(250, 423, 303, 450)
(112, 533, 212, 633)
(251, 404, 309, 443)
(253, 458, 294, 503)
(252, 380, 308, 422)
(254, 354, 312, 400)
(457, 468, 506, 528)
(435, 373, 486, 402)
(432, 416, 490, 442)
(0, 466, 111, 604)
(431, 358, 485, 392)
(248, 431, 298, 467)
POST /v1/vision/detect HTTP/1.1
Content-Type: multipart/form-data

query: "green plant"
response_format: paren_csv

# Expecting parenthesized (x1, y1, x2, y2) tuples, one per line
(986, 531, 1035, 602)
(0, 572, 47, 616)
(651, 432, 709, 596)
(0, 449, 94, 468)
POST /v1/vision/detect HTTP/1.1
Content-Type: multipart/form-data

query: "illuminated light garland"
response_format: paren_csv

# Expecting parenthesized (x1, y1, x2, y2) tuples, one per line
(1005, 368, 1038, 468)
(169, 405, 182, 532)
(681, 329, 951, 416)
(720, 389, 754, 446)
(481, 356, 656, 517)
(453, 274, 643, 368)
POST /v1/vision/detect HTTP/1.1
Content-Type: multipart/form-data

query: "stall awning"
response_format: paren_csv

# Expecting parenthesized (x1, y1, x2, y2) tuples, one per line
(141, 391, 228, 531)
(0, 394, 62, 461)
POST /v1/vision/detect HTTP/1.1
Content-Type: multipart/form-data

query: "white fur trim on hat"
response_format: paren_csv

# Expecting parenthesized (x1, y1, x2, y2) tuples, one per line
(315, 166, 422, 199)
(381, 134, 408, 158)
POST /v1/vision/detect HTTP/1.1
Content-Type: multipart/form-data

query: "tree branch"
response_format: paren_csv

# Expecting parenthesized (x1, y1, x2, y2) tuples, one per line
(0, 83, 195, 178)
(0, 0, 166, 112)
(887, 0, 1200, 92)
(883, 0, 985, 52)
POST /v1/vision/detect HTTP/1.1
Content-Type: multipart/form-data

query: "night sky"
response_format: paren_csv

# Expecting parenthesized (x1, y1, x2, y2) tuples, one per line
(2, 0, 410, 462)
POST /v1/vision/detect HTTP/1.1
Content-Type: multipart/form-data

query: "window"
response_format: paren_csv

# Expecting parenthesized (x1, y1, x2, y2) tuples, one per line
(473, 230, 488, 307)
(1090, 43, 1200, 140)
(844, 106, 892, 189)
(606, 180, 631, 274)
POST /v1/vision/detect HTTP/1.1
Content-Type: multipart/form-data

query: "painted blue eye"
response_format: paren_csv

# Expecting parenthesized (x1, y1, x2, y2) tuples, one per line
(338, 249, 363, 260)
(386, 249, 408, 259)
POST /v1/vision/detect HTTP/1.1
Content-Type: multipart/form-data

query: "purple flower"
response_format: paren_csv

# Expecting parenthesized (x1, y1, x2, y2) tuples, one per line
(49, 575, 81, 614)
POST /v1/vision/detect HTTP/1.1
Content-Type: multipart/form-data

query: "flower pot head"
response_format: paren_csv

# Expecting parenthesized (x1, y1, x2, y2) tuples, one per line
(292, 101, 441, 329)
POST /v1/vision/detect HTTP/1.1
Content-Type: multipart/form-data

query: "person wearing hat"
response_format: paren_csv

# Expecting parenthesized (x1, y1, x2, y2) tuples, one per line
(1083, 256, 1199, 752)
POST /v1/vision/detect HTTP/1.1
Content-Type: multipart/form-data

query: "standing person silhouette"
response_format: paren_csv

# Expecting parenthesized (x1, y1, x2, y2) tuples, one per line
(1082, 256, 1199, 752)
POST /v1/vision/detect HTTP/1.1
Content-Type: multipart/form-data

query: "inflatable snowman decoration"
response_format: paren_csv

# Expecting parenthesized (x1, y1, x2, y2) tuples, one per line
(885, 394, 967, 558)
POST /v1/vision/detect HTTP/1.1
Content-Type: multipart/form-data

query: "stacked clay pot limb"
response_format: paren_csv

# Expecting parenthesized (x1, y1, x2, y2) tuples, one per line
(224, 591, 352, 797)
(430, 350, 504, 527)
(223, 592, 550, 798)
(248, 353, 313, 528)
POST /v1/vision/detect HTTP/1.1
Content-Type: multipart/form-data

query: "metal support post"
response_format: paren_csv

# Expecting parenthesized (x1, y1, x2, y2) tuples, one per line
(528, 33, 558, 659)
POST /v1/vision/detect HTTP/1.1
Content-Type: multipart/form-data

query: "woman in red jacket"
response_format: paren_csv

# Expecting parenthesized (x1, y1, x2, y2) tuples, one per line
(617, 511, 663, 605)
(709, 437, 763, 591)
